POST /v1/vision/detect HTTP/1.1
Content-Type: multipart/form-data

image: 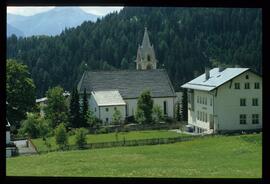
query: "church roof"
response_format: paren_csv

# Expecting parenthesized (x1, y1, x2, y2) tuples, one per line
(77, 69, 176, 99)
(91, 90, 126, 106)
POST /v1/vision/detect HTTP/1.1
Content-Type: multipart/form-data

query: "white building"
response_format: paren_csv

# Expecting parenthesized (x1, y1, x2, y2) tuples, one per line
(90, 90, 126, 124)
(77, 28, 176, 124)
(181, 67, 262, 134)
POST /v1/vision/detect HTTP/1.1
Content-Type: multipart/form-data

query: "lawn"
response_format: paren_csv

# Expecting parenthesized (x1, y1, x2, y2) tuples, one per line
(6, 133, 262, 178)
(31, 130, 187, 152)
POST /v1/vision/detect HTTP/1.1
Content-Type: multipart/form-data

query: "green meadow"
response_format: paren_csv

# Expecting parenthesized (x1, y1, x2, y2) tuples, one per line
(7, 133, 262, 178)
(31, 130, 186, 152)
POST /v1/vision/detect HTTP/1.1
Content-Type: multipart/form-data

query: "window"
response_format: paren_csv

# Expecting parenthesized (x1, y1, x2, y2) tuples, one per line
(163, 101, 167, 115)
(235, 83, 240, 89)
(106, 118, 109, 123)
(106, 108, 109, 112)
(254, 82, 260, 89)
(244, 83, 250, 89)
(197, 111, 199, 120)
(200, 112, 202, 121)
(188, 93, 191, 103)
(114, 107, 117, 110)
(197, 96, 199, 103)
(252, 114, 259, 124)
(240, 114, 246, 124)
(199, 96, 201, 104)
(147, 55, 151, 61)
(246, 75, 249, 79)
(252, 98, 258, 106)
(240, 98, 246, 106)
(205, 97, 207, 105)
(95, 108, 97, 112)
(205, 113, 208, 122)
(210, 98, 212, 106)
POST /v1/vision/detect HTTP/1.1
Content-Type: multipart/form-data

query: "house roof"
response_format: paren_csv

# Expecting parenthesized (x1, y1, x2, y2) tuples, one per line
(91, 90, 126, 106)
(181, 68, 250, 91)
(36, 91, 70, 103)
(36, 97, 47, 103)
(77, 69, 176, 99)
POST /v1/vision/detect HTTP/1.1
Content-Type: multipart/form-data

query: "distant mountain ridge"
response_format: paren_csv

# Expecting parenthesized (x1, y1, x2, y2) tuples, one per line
(7, 24, 24, 37)
(7, 7, 100, 37)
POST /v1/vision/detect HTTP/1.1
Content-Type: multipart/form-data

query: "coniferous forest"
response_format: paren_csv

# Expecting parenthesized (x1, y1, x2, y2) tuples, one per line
(6, 7, 262, 98)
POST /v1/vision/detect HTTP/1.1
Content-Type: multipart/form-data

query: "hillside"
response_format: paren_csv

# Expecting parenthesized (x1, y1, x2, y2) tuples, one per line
(7, 7, 100, 37)
(6, 7, 262, 98)
(7, 24, 24, 37)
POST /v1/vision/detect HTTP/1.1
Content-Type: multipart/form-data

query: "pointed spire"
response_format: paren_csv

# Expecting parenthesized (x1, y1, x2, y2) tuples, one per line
(142, 27, 151, 48)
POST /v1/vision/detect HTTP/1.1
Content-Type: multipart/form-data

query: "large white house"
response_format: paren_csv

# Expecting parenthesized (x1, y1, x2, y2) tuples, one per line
(181, 67, 262, 134)
(77, 28, 176, 124)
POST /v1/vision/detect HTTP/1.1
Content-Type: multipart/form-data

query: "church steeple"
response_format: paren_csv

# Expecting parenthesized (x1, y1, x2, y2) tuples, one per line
(142, 27, 151, 49)
(135, 27, 158, 70)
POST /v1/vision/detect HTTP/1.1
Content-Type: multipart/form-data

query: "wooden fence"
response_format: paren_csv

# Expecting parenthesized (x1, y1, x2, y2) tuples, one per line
(36, 134, 209, 154)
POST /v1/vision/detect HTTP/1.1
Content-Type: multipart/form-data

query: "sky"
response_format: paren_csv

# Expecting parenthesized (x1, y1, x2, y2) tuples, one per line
(7, 6, 124, 16)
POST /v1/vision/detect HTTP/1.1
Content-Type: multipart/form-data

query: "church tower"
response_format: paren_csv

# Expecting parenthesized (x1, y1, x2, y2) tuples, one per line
(135, 27, 158, 70)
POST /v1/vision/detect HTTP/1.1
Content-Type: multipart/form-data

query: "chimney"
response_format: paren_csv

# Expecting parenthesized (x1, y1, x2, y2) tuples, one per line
(218, 65, 225, 72)
(205, 67, 210, 80)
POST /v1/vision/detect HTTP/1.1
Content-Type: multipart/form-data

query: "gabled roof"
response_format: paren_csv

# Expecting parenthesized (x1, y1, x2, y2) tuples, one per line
(181, 68, 250, 91)
(77, 69, 176, 99)
(91, 90, 126, 106)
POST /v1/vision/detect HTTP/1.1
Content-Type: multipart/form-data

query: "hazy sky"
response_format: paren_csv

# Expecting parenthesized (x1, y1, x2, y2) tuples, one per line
(7, 6, 124, 16)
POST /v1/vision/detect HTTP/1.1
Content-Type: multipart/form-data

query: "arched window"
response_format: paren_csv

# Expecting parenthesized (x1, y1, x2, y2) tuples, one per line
(146, 64, 152, 70)
(138, 64, 142, 70)
(163, 101, 167, 115)
(147, 55, 151, 61)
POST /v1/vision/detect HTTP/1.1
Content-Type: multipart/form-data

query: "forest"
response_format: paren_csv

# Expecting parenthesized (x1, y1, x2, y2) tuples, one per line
(6, 7, 262, 98)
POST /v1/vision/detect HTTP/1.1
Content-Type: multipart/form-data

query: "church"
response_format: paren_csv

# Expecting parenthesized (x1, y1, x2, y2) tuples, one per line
(77, 28, 176, 124)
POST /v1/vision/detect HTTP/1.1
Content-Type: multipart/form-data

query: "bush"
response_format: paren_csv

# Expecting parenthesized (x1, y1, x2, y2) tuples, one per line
(152, 105, 163, 123)
(55, 123, 68, 150)
(98, 127, 108, 134)
(75, 128, 88, 149)
(18, 113, 39, 138)
(163, 116, 176, 124)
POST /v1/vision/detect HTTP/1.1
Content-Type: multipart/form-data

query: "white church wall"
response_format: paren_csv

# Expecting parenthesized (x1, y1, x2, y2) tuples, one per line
(125, 97, 175, 118)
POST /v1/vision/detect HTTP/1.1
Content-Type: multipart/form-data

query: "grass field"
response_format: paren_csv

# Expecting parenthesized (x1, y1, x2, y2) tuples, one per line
(6, 133, 262, 178)
(32, 130, 186, 152)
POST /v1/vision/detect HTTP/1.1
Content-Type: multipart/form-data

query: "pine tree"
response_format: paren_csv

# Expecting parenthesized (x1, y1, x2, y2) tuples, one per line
(82, 88, 89, 127)
(181, 89, 188, 121)
(69, 87, 81, 128)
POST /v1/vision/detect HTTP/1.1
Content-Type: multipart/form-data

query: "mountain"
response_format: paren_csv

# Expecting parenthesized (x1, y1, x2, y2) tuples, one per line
(7, 24, 24, 37)
(7, 7, 100, 37)
(7, 7, 262, 98)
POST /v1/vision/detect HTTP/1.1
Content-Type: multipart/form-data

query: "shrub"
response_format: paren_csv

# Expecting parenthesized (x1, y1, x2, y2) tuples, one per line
(98, 127, 108, 134)
(75, 128, 88, 149)
(163, 116, 176, 124)
(152, 105, 163, 123)
(18, 113, 39, 138)
(55, 123, 68, 150)
(112, 108, 122, 125)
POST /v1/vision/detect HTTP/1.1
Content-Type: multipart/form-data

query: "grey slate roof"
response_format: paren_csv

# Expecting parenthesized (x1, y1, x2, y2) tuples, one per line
(77, 69, 176, 99)
(181, 68, 250, 91)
